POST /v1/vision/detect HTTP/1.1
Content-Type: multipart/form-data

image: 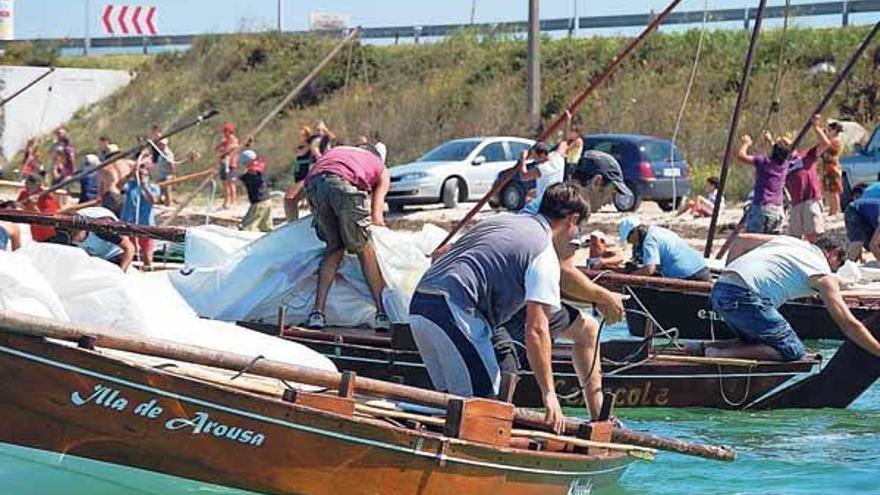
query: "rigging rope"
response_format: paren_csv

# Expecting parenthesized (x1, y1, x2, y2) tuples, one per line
(669, 0, 710, 214)
(762, 0, 791, 133)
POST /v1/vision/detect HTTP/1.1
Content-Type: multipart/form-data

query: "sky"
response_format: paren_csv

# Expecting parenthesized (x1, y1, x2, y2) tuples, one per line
(10, 0, 880, 41)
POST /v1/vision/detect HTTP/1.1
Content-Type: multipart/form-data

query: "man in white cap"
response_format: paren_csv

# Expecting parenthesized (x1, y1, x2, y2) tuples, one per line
(78, 154, 101, 204)
(619, 216, 709, 281)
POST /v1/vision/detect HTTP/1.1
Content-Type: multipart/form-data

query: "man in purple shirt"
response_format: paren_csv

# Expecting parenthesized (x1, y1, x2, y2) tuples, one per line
(736, 132, 791, 234)
(304, 144, 391, 330)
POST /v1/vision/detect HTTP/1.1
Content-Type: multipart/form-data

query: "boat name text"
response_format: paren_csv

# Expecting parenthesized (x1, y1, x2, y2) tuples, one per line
(70, 384, 266, 447)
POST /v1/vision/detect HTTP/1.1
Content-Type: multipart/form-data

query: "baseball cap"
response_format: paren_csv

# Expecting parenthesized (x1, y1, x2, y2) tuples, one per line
(239, 149, 257, 166)
(619, 216, 642, 244)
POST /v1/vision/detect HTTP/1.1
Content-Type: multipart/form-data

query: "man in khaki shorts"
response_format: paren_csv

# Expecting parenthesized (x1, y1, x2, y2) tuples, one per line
(785, 115, 831, 243)
(304, 144, 391, 330)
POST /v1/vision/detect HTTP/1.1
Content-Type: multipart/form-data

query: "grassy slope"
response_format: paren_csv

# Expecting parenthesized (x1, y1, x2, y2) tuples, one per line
(32, 27, 880, 199)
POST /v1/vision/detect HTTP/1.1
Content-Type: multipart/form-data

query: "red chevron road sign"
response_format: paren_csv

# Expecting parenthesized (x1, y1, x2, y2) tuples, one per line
(102, 5, 158, 36)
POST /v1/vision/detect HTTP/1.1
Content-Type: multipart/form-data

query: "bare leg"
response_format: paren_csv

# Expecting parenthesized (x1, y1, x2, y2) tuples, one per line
(706, 342, 784, 361)
(166, 184, 174, 206)
(829, 192, 841, 216)
(229, 179, 237, 206)
(357, 242, 387, 313)
(314, 248, 345, 313)
(560, 315, 603, 420)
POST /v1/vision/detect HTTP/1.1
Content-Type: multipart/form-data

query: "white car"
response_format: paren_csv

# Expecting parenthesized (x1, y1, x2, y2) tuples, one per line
(387, 136, 535, 210)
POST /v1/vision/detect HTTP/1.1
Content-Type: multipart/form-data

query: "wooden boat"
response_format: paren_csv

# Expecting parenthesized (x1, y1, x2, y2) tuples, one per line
(582, 269, 880, 341)
(240, 321, 825, 410)
(4, 311, 722, 495)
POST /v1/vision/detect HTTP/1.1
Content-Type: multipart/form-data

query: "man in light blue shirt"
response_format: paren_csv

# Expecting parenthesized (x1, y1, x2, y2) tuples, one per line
(619, 216, 709, 281)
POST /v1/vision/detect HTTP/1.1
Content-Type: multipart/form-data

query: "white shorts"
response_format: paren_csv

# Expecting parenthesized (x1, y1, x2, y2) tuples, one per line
(788, 199, 825, 237)
(408, 291, 499, 397)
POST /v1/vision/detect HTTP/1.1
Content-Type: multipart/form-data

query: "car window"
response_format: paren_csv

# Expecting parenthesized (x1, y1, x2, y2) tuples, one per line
(640, 140, 683, 162)
(507, 141, 532, 160)
(478, 142, 507, 162)
(420, 141, 481, 162)
(586, 140, 626, 164)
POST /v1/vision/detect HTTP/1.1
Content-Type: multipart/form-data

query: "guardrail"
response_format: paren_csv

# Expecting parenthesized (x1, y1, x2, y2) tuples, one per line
(2, 0, 878, 54)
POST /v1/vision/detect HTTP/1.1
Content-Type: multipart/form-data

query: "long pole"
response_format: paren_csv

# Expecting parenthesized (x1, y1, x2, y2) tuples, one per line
(0, 67, 55, 107)
(703, 0, 767, 258)
(277, 0, 283, 32)
(0, 209, 186, 242)
(247, 26, 361, 143)
(29, 109, 219, 201)
(0, 310, 735, 462)
(434, 0, 683, 254)
(526, 0, 541, 132)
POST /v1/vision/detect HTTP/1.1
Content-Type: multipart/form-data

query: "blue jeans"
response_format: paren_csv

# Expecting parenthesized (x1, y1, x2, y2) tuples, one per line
(710, 282, 805, 361)
(745, 204, 784, 234)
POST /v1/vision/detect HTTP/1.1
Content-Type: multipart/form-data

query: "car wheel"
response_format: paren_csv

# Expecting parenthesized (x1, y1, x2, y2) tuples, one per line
(501, 183, 526, 211)
(657, 197, 682, 212)
(442, 178, 460, 209)
(613, 184, 641, 212)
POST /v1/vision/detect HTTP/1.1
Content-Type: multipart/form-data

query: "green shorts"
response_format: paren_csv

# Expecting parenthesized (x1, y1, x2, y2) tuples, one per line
(306, 174, 371, 253)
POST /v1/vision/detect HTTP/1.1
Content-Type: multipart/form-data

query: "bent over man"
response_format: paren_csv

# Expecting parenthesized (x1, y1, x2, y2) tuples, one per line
(409, 183, 593, 432)
(305, 144, 391, 330)
(706, 234, 880, 362)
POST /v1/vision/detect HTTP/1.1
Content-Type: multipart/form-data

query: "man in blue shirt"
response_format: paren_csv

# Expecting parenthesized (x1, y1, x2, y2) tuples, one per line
(844, 197, 880, 262)
(121, 159, 161, 269)
(619, 216, 709, 281)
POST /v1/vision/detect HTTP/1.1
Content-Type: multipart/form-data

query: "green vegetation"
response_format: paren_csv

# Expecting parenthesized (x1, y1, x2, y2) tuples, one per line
(23, 26, 880, 199)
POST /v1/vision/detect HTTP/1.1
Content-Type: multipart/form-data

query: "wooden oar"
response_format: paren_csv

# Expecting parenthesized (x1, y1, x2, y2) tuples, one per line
(156, 167, 215, 188)
(0, 67, 55, 107)
(28, 110, 219, 202)
(0, 210, 186, 242)
(166, 28, 363, 224)
(432, 0, 683, 255)
(0, 310, 735, 462)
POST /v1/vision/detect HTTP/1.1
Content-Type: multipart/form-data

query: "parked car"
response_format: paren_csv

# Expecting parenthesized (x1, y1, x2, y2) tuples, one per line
(386, 137, 534, 210)
(491, 134, 691, 212)
(582, 134, 691, 212)
(841, 126, 880, 205)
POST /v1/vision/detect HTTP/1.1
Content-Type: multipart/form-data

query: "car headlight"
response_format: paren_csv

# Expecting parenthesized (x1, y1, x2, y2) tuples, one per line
(397, 172, 429, 181)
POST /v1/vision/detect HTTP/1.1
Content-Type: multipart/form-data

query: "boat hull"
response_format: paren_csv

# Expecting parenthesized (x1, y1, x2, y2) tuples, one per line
(584, 269, 878, 341)
(240, 324, 817, 410)
(0, 334, 632, 495)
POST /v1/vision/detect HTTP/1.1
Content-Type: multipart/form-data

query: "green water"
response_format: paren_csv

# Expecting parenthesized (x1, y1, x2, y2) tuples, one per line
(597, 330, 880, 495)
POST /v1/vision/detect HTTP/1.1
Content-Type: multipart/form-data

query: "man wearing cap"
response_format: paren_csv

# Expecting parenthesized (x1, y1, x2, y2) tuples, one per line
(239, 150, 273, 232)
(737, 132, 791, 234)
(586, 230, 624, 269)
(843, 197, 880, 262)
(706, 234, 880, 361)
(304, 144, 391, 330)
(619, 216, 709, 281)
(571, 150, 634, 213)
(78, 154, 101, 204)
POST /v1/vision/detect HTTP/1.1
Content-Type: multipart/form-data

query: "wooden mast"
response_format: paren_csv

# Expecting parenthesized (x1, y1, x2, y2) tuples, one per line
(704, 0, 768, 258)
